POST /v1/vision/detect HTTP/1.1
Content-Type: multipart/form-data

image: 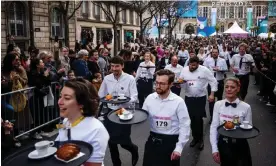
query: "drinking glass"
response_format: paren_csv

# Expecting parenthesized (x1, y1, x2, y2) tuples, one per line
(129, 102, 136, 115)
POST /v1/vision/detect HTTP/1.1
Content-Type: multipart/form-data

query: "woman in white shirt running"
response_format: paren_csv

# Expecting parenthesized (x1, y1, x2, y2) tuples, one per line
(56, 78, 109, 166)
(210, 77, 252, 166)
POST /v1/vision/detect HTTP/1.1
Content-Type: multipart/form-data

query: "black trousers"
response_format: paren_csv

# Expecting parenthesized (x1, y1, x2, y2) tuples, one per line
(235, 74, 250, 100)
(109, 141, 138, 166)
(137, 78, 153, 108)
(171, 85, 181, 96)
(218, 136, 252, 166)
(190, 116, 203, 141)
(143, 132, 180, 166)
(178, 58, 187, 67)
(208, 80, 224, 121)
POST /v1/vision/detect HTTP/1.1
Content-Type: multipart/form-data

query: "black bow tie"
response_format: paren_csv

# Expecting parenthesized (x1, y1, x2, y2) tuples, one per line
(225, 102, 237, 108)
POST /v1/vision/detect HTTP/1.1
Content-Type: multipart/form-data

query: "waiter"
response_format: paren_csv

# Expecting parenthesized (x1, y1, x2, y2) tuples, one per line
(135, 50, 156, 108)
(98, 56, 139, 166)
(230, 43, 255, 100)
(203, 48, 228, 123)
(165, 55, 184, 96)
(179, 56, 217, 150)
(142, 69, 191, 166)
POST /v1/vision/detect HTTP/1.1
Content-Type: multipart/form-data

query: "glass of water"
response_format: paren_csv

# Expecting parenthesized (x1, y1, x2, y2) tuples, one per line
(129, 102, 136, 115)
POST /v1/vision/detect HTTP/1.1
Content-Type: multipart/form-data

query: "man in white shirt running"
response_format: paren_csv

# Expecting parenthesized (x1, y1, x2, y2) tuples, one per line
(142, 69, 191, 166)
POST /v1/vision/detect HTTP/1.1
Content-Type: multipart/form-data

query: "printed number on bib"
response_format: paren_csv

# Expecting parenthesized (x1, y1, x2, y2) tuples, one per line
(187, 80, 198, 87)
(153, 118, 171, 130)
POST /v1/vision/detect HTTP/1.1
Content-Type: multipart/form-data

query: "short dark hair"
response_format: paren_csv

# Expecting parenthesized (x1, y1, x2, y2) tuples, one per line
(110, 56, 124, 65)
(68, 70, 75, 75)
(189, 56, 200, 64)
(212, 48, 219, 53)
(89, 49, 98, 57)
(155, 69, 175, 84)
(64, 78, 99, 117)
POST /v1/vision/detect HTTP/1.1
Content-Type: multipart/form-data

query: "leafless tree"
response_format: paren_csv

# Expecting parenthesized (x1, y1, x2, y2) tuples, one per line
(58, 1, 83, 48)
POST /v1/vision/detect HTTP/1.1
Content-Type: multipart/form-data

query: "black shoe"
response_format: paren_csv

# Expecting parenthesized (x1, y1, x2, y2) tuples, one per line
(132, 145, 139, 166)
(189, 139, 198, 147)
(198, 140, 204, 151)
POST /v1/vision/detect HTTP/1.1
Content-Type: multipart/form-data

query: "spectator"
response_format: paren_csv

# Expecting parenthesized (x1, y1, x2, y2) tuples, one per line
(59, 47, 71, 75)
(88, 49, 101, 79)
(68, 70, 76, 80)
(91, 72, 102, 92)
(72, 49, 91, 80)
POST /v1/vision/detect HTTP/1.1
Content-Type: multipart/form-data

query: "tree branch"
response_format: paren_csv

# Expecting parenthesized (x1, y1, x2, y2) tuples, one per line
(67, 1, 83, 20)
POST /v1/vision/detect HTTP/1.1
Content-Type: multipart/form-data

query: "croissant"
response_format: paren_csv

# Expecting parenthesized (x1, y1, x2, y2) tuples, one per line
(56, 143, 80, 161)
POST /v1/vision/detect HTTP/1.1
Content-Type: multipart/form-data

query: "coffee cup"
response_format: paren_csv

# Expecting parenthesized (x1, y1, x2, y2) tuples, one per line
(123, 110, 130, 118)
(35, 140, 54, 156)
(118, 93, 125, 98)
(242, 121, 249, 128)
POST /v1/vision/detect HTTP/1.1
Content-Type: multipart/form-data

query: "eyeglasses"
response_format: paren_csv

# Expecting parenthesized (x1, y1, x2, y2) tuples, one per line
(155, 81, 168, 86)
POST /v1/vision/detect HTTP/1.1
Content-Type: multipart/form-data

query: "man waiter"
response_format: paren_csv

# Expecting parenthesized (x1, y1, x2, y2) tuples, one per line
(98, 56, 139, 166)
(142, 69, 191, 166)
(179, 56, 217, 150)
(230, 43, 255, 100)
(165, 55, 184, 96)
(203, 48, 228, 123)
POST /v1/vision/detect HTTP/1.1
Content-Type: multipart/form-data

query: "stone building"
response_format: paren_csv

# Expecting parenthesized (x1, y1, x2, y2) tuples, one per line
(75, 1, 140, 54)
(1, 1, 76, 58)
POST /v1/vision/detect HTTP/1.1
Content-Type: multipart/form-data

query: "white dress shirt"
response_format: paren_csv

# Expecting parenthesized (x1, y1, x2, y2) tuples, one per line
(165, 64, 184, 80)
(142, 92, 191, 154)
(98, 72, 138, 109)
(56, 117, 109, 163)
(179, 65, 218, 97)
(219, 51, 231, 61)
(230, 54, 255, 75)
(135, 61, 155, 81)
(197, 53, 206, 61)
(178, 50, 189, 58)
(203, 57, 228, 81)
(210, 98, 252, 153)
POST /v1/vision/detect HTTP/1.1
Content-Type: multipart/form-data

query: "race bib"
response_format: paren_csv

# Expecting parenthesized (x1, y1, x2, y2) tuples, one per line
(153, 116, 172, 130)
(141, 70, 148, 77)
(187, 80, 198, 87)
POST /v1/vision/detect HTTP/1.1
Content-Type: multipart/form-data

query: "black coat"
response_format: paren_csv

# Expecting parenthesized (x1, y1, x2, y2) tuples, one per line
(157, 57, 171, 71)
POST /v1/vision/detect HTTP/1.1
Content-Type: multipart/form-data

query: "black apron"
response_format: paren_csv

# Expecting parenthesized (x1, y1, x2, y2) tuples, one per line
(143, 132, 180, 166)
(185, 96, 207, 117)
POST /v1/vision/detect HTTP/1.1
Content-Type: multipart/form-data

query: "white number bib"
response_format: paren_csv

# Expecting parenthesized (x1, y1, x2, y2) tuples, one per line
(141, 69, 148, 77)
(187, 80, 198, 87)
(153, 116, 172, 130)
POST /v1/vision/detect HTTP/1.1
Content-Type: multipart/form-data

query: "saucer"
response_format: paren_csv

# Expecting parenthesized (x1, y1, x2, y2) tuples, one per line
(55, 152, 85, 163)
(28, 147, 57, 159)
(119, 113, 134, 121)
(223, 126, 236, 131)
(118, 96, 127, 100)
(240, 124, 253, 130)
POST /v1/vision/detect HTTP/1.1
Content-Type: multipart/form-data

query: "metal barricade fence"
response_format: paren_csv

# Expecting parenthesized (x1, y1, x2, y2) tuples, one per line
(1, 82, 62, 139)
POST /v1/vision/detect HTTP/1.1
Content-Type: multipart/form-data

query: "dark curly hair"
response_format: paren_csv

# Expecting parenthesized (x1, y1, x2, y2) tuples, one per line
(2, 53, 18, 73)
(63, 78, 100, 117)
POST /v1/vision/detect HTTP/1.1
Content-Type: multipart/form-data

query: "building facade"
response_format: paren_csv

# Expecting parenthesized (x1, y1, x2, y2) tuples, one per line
(75, 1, 140, 53)
(1, 1, 76, 58)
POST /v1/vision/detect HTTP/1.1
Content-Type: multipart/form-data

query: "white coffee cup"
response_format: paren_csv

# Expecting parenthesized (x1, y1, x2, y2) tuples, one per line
(123, 110, 130, 118)
(35, 140, 54, 156)
(242, 121, 250, 128)
(118, 93, 125, 98)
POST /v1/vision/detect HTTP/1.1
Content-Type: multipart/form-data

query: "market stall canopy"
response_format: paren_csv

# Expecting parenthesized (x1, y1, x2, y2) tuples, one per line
(223, 21, 248, 34)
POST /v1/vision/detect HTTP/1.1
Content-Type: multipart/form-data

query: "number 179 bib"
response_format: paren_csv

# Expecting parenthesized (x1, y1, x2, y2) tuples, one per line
(152, 116, 172, 130)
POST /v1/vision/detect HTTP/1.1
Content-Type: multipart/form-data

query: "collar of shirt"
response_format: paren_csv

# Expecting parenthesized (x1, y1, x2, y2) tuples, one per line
(225, 98, 240, 104)
(152, 91, 177, 101)
(112, 72, 126, 81)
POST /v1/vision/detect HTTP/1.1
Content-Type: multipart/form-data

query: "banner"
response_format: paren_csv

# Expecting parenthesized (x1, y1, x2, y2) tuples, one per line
(178, 0, 198, 18)
(197, 17, 215, 37)
(268, 0, 276, 17)
(211, 8, 217, 27)
(257, 16, 268, 34)
(246, 8, 253, 32)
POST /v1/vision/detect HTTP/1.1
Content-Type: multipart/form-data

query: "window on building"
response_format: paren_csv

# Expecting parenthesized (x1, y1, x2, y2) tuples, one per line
(179, 23, 182, 32)
(129, 10, 133, 24)
(238, 6, 243, 18)
(122, 9, 126, 24)
(8, 2, 26, 37)
(51, 7, 63, 37)
(135, 12, 139, 25)
(221, 7, 225, 18)
(93, 3, 100, 20)
(256, 6, 261, 17)
(229, 6, 234, 18)
(82, 1, 88, 17)
(203, 7, 208, 18)
(96, 28, 113, 44)
(220, 25, 224, 32)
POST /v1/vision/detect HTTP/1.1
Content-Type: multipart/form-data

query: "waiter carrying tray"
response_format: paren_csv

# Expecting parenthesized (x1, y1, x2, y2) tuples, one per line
(179, 56, 217, 150)
(142, 69, 191, 166)
(98, 56, 139, 166)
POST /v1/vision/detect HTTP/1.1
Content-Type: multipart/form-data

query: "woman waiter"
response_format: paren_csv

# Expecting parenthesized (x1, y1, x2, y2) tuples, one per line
(135, 50, 155, 108)
(210, 77, 252, 166)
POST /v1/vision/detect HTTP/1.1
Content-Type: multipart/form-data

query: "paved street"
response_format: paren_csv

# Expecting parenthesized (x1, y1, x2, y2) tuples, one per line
(104, 76, 276, 166)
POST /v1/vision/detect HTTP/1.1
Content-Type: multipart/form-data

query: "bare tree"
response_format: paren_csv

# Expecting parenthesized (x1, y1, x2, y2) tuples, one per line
(151, 1, 168, 41)
(58, 1, 83, 48)
(130, 1, 157, 43)
(92, 1, 127, 56)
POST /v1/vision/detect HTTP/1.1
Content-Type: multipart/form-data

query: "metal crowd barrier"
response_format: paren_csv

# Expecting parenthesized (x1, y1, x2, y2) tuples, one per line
(1, 82, 62, 139)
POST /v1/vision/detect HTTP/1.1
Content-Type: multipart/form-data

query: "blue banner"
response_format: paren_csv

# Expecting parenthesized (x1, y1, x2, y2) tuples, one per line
(178, 0, 198, 18)
(268, 0, 276, 17)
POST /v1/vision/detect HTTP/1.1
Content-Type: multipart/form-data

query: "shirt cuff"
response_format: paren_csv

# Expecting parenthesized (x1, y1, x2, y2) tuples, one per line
(211, 146, 219, 154)
(174, 145, 183, 154)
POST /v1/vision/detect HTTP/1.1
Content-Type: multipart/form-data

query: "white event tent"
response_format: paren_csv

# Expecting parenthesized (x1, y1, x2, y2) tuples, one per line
(223, 21, 248, 37)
